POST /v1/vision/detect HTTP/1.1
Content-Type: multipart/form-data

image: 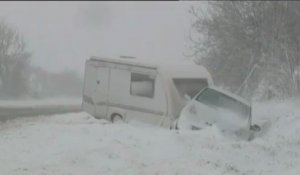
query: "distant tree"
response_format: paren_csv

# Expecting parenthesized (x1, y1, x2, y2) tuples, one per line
(53, 69, 83, 97)
(0, 20, 31, 98)
(189, 1, 300, 100)
(29, 67, 83, 98)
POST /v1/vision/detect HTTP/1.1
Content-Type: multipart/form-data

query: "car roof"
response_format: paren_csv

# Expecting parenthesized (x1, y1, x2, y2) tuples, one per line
(204, 86, 251, 106)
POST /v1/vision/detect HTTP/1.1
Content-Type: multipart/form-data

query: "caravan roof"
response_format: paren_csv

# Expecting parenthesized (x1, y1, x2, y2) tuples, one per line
(90, 56, 157, 70)
(89, 56, 211, 80)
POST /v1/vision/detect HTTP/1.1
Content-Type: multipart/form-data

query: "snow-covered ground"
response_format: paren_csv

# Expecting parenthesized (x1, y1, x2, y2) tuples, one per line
(0, 97, 82, 107)
(0, 98, 300, 175)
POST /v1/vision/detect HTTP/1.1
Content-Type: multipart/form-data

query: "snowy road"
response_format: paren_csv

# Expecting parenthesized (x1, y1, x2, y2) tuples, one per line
(0, 99, 300, 175)
(0, 98, 82, 122)
(0, 105, 82, 122)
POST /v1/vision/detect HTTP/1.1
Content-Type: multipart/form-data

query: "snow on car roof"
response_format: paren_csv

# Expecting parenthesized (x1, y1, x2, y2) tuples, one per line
(208, 86, 251, 106)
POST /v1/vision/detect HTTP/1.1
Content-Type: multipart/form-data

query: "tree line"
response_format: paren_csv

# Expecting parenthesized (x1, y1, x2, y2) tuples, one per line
(0, 20, 82, 99)
(190, 1, 300, 101)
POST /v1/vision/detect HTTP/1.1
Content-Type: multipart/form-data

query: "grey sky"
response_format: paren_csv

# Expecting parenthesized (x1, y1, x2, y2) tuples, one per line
(0, 1, 206, 76)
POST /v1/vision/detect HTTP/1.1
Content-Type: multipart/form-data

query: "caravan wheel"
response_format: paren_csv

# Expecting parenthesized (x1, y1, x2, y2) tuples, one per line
(111, 114, 124, 123)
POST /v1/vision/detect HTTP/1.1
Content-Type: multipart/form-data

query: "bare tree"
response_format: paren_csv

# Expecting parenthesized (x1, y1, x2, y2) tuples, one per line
(190, 1, 300, 100)
(29, 67, 83, 98)
(0, 20, 31, 98)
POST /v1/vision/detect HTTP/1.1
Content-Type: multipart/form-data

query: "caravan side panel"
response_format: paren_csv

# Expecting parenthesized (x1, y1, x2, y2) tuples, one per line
(108, 67, 167, 125)
(82, 61, 98, 116)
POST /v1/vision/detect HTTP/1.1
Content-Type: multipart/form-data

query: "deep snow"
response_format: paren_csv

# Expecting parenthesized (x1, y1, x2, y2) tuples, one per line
(0, 99, 300, 175)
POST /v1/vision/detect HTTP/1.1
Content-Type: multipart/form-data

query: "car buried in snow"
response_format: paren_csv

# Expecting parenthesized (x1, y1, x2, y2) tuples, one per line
(174, 87, 260, 140)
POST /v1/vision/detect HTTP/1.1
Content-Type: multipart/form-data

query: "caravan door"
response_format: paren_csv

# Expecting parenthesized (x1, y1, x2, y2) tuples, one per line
(95, 66, 110, 118)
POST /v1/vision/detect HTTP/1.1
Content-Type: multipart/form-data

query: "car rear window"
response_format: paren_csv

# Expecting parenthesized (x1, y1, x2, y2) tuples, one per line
(196, 88, 250, 118)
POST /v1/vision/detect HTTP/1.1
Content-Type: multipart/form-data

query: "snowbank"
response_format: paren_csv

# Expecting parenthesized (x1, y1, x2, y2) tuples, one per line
(0, 98, 299, 174)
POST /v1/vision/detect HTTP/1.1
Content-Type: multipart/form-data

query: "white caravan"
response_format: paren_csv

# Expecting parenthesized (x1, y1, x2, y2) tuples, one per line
(82, 56, 213, 128)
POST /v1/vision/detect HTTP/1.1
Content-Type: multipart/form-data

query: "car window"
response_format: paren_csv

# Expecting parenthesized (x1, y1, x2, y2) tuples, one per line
(196, 88, 219, 106)
(196, 88, 250, 118)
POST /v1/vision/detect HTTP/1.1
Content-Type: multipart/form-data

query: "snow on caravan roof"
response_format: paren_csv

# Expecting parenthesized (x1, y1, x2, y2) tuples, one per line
(158, 62, 211, 79)
(89, 56, 158, 69)
(89, 56, 211, 79)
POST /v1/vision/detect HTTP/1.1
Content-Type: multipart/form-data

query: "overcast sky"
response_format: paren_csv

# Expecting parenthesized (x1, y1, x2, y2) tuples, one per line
(0, 1, 206, 76)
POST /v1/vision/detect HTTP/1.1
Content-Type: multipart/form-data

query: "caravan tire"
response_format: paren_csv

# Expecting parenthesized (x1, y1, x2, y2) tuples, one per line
(111, 114, 123, 123)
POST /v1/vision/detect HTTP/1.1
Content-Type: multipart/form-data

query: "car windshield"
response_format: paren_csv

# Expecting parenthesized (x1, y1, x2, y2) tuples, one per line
(173, 78, 208, 100)
(196, 88, 250, 119)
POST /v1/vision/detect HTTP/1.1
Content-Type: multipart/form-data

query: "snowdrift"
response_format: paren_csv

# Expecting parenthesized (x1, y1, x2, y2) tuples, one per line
(0, 98, 299, 174)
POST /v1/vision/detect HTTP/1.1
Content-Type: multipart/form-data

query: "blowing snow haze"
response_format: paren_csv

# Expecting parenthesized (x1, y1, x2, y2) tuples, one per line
(2, 2, 300, 175)
(0, 1, 204, 76)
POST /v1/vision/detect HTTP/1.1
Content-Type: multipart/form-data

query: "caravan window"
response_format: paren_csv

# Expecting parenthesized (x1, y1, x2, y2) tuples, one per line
(173, 78, 208, 99)
(130, 73, 155, 98)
